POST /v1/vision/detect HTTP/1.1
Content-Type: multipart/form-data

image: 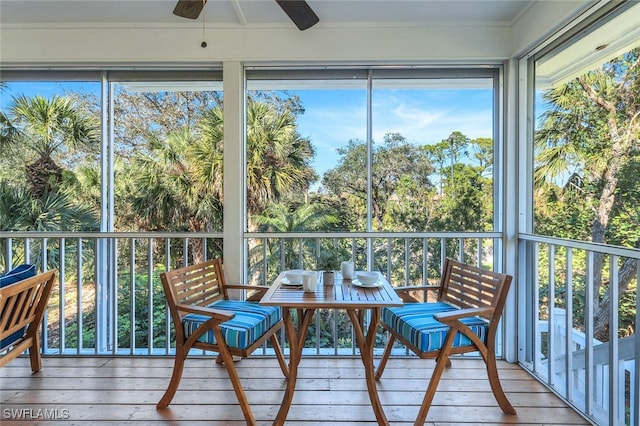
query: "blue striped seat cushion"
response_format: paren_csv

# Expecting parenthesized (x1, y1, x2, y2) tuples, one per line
(382, 302, 489, 353)
(182, 300, 281, 350)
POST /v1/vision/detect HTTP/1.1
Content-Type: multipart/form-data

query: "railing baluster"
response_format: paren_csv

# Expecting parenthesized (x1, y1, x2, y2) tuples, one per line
(59, 238, 66, 354)
(608, 255, 619, 425)
(548, 244, 555, 387)
(565, 247, 573, 401)
(404, 238, 410, 285)
(113, 238, 119, 354)
(77, 238, 83, 355)
(25, 238, 31, 263)
(634, 265, 640, 426)
(422, 237, 428, 286)
(165, 238, 171, 355)
(3, 238, 13, 269)
(585, 250, 594, 417)
(129, 238, 136, 355)
(182, 238, 188, 267)
(533, 241, 541, 375)
(148, 237, 154, 355)
(93, 238, 99, 355)
(262, 238, 268, 286)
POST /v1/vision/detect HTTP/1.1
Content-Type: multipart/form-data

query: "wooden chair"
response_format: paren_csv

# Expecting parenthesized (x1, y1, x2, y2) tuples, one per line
(375, 258, 516, 425)
(0, 270, 56, 372)
(157, 258, 288, 425)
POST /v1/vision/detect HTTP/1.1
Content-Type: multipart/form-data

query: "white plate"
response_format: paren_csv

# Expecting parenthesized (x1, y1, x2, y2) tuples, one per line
(281, 277, 302, 286)
(351, 279, 383, 288)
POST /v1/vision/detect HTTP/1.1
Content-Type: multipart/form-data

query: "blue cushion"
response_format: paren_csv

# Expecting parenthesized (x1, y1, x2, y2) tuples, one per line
(182, 300, 281, 350)
(1, 264, 37, 349)
(0, 264, 36, 286)
(382, 302, 489, 353)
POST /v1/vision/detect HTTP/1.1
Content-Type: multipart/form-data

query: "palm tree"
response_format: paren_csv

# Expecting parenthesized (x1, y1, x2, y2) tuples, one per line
(245, 99, 316, 225)
(1, 95, 99, 197)
(120, 97, 316, 263)
(0, 180, 99, 269)
(121, 125, 223, 263)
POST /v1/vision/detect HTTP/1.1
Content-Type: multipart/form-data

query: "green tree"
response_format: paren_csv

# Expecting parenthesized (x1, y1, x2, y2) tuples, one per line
(0, 95, 99, 197)
(246, 99, 317, 224)
(111, 89, 223, 160)
(119, 125, 223, 263)
(322, 133, 434, 231)
(535, 48, 640, 339)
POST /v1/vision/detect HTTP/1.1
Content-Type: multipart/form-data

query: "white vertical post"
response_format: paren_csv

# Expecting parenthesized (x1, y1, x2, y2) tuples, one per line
(223, 61, 245, 293)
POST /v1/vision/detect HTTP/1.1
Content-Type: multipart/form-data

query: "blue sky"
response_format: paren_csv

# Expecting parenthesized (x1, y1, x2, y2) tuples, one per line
(294, 87, 493, 178)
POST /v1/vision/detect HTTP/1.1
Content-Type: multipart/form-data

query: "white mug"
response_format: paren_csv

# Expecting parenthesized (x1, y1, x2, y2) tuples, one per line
(302, 271, 317, 293)
(341, 261, 355, 280)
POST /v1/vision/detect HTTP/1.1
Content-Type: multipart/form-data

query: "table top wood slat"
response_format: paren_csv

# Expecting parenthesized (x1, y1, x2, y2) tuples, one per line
(260, 271, 404, 309)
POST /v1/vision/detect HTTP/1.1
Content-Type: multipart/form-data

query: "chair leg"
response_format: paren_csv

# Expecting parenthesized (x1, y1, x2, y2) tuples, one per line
(374, 333, 395, 380)
(28, 336, 42, 373)
(213, 328, 256, 426)
(157, 346, 188, 409)
(270, 334, 289, 378)
(484, 350, 516, 415)
(414, 331, 457, 426)
(435, 351, 452, 368)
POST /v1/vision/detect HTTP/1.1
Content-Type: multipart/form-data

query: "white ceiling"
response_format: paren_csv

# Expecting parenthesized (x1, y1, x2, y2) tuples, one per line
(0, 0, 535, 28)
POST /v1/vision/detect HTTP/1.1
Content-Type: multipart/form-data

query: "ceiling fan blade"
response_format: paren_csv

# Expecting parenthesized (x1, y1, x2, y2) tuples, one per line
(275, 0, 319, 31)
(173, 0, 206, 19)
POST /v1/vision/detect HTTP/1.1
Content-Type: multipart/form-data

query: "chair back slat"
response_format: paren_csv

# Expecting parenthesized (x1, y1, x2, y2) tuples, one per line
(440, 259, 511, 320)
(1, 275, 49, 340)
(161, 259, 225, 311)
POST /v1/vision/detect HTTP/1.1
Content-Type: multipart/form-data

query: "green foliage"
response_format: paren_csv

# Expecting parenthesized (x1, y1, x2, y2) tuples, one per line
(250, 202, 341, 273)
(0, 180, 99, 232)
(534, 48, 640, 339)
(245, 99, 317, 218)
(316, 246, 348, 271)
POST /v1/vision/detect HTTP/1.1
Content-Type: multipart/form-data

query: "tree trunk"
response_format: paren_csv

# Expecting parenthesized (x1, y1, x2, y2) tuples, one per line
(188, 217, 206, 264)
(577, 75, 630, 340)
(26, 155, 63, 197)
(592, 257, 638, 341)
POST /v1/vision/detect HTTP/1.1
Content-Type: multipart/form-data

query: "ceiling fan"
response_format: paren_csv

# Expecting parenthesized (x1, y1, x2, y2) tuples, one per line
(173, 0, 320, 31)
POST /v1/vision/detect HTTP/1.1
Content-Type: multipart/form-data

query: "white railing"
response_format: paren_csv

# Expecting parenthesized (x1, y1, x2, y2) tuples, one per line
(520, 234, 640, 426)
(1, 231, 502, 357)
(539, 309, 636, 426)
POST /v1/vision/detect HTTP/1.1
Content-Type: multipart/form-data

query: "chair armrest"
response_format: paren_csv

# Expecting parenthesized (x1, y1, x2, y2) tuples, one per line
(224, 284, 269, 291)
(223, 284, 269, 301)
(394, 285, 440, 302)
(433, 306, 494, 323)
(175, 303, 236, 322)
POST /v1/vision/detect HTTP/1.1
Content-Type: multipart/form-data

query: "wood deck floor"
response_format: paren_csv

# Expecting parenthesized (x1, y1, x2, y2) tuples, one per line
(1, 356, 590, 425)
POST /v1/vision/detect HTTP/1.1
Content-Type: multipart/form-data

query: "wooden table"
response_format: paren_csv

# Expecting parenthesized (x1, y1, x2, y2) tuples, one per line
(260, 271, 403, 425)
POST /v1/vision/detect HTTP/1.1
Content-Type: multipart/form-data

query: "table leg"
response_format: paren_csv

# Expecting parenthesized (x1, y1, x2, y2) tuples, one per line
(273, 307, 316, 426)
(347, 307, 389, 426)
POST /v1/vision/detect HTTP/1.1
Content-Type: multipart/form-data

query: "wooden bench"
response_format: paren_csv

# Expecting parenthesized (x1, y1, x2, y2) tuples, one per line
(156, 258, 288, 425)
(375, 258, 516, 425)
(0, 270, 56, 372)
